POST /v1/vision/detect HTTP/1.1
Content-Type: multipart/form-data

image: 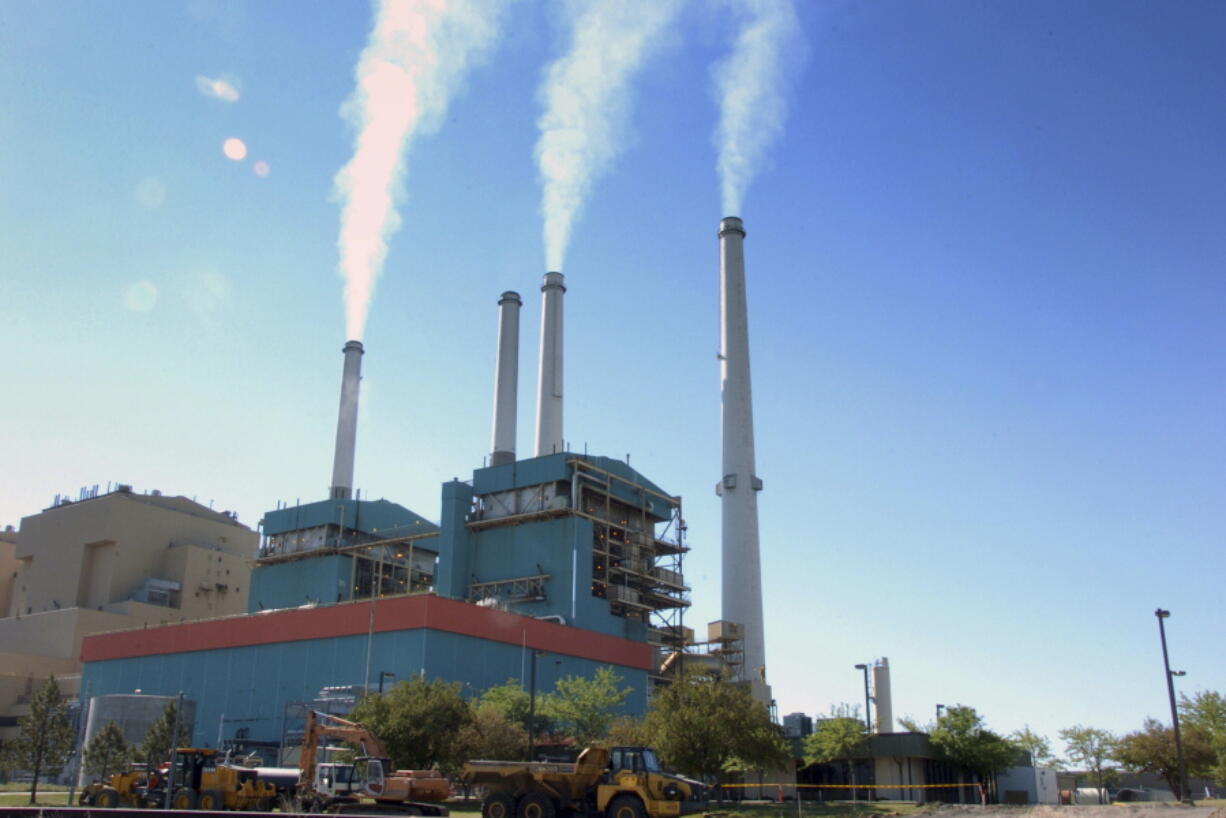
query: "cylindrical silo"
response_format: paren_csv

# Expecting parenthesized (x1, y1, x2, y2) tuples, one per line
(873, 658, 893, 733)
(79, 694, 196, 783)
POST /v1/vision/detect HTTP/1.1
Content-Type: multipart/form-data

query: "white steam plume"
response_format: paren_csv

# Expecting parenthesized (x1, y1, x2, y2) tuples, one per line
(537, 0, 683, 272)
(713, 0, 803, 215)
(336, 0, 506, 341)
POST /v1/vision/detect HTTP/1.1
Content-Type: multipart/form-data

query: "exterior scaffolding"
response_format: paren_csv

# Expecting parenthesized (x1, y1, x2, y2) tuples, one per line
(459, 454, 691, 691)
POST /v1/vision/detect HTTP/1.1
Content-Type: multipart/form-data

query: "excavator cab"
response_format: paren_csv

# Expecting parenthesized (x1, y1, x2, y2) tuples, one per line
(353, 756, 388, 797)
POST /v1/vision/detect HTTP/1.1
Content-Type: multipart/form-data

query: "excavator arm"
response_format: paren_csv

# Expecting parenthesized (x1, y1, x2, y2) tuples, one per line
(300, 710, 391, 787)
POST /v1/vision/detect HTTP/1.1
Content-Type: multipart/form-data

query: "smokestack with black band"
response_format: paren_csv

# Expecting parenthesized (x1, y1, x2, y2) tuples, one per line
(330, 340, 364, 500)
(490, 291, 522, 467)
(534, 272, 565, 456)
(718, 216, 769, 704)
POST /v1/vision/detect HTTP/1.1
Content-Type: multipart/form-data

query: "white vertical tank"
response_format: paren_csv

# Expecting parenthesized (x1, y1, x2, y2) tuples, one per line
(534, 272, 565, 456)
(718, 216, 769, 705)
(80, 695, 196, 784)
(873, 657, 893, 733)
(330, 340, 364, 500)
(490, 291, 522, 467)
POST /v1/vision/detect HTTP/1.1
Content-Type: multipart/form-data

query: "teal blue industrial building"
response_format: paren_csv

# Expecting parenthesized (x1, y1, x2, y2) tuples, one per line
(80, 453, 691, 758)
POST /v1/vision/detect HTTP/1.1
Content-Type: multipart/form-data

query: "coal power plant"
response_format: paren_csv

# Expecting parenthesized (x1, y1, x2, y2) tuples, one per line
(76, 219, 773, 759)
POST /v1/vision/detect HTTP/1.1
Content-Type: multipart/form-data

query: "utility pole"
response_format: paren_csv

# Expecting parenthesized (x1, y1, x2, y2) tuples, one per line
(164, 691, 184, 810)
(1155, 609, 1193, 805)
(854, 664, 872, 732)
(527, 650, 539, 761)
(66, 681, 91, 806)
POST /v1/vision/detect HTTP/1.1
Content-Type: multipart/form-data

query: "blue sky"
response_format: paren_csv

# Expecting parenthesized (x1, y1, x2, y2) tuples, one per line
(2, 0, 1223, 755)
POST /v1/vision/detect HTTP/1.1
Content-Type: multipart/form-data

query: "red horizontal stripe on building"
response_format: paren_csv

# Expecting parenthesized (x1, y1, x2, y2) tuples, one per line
(79, 594, 652, 671)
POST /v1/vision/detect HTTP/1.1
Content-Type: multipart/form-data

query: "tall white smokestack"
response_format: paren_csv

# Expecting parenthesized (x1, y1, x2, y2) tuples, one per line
(330, 340, 364, 500)
(718, 216, 769, 705)
(490, 291, 522, 467)
(873, 658, 894, 734)
(534, 272, 565, 456)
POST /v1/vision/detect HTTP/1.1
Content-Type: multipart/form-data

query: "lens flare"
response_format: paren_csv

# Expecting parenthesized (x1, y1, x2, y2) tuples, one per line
(253, 160, 270, 177)
(222, 138, 248, 161)
(123, 281, 158, 313)
(134, 177, 166, 209)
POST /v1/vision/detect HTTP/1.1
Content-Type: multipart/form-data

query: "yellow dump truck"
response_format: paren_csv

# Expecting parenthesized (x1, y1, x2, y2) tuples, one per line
(461, 746, 707, 818)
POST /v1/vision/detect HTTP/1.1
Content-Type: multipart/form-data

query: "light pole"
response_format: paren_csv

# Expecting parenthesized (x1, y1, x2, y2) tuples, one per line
(936, 704, 945, 724)
(378, 672, 395, 693)
(1155, 609, 1193, 805)
(527, 649, 542, 762)
(854, 664, 871, 732)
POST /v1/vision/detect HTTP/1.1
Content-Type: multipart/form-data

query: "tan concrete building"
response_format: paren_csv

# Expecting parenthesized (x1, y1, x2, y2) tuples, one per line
(0, 487, 258, 740)
(0, 526, 18, 622)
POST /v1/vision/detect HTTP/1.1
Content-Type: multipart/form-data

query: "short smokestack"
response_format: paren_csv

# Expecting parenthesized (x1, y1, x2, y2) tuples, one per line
(534, 272, 565, 456)
(873, 658, 893, 733)
(330, 340, 364, 500)
(718, 216, 769, 705)
(490, 291, 522, 467)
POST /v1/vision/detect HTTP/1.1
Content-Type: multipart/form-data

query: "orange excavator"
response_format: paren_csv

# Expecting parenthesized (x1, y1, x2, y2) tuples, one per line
(294, 710, 450, 815)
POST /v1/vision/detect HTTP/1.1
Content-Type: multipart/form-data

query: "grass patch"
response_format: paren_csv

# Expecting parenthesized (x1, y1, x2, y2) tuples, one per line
(448, 800, 926, 818)
(711, 803, 929, 818)
(0, 791, 73, 806)
(0, 783, 68, 792)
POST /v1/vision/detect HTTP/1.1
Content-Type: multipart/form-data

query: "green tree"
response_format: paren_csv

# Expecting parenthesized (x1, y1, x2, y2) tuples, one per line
(803, 704, 869, 799)
(455, 704, 526, 764)
(12, 677, 75, 804)
(605, 715, 650, 747)
(1010, 725, 1054, 766)
(541, 666, 631, 746)
(347, 677, 472, 774)
(1114, 718, 1216, 799)
(478, 679, 551, 736)
(1180, 690, 1226, 786)
(1058, 724, 1118, 803)
(139, 701, 191, 768)
(929, 705, 1019, 799)
(644, 672, 789, 797)
(83, 721, 133, 781)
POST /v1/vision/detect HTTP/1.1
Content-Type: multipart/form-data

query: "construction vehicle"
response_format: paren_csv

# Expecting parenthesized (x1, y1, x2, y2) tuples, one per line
(461, 746, 708, 818)
(78, 765, 162, 808)
(293, 710, 450, 815)
(160, 747, 278, 810)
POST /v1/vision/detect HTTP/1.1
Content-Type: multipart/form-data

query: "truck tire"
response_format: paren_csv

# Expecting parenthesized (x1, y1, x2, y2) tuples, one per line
(517, 792, 556, 818)
(96, 788, 121, 808)
(482, 791, 516, 818)
(198, 789, 226, 810)
(174, 787, 200, 810)
(606, 795, 645, 818)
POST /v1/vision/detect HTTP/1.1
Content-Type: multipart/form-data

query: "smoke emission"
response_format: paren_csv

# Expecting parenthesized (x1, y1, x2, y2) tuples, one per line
(713, 0, 803, 215)
(335, 0, 506, 341)
(537, 0, 683, 272)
